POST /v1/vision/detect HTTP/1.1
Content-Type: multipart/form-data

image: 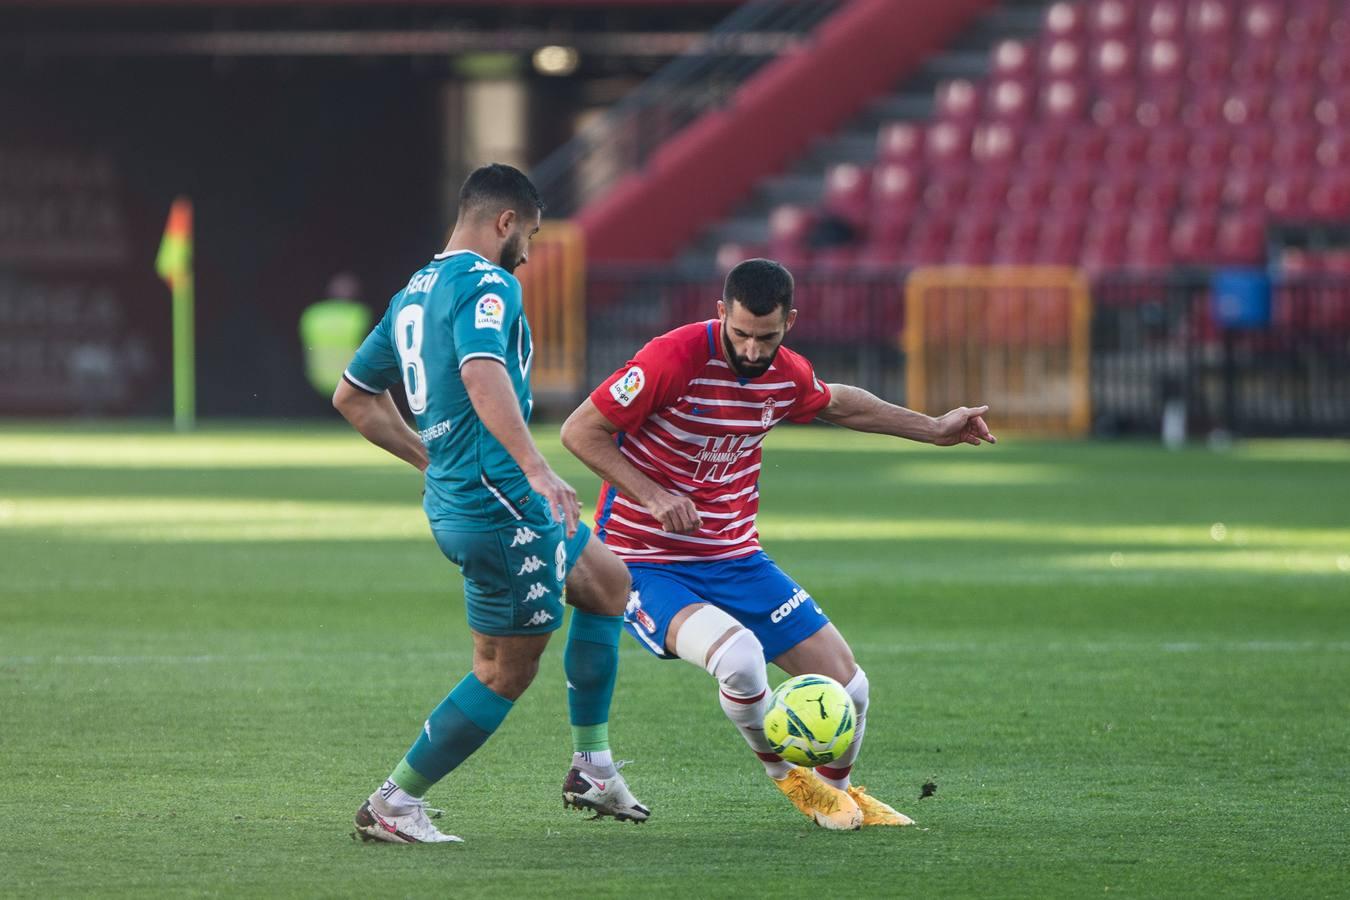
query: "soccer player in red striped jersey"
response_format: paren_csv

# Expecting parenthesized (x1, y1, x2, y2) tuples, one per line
(561, 258, 995, 830)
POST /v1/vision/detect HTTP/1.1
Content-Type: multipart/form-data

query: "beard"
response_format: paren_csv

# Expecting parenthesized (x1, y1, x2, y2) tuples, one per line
(498, 233, 526, 273)
(721, 325, 778, 379)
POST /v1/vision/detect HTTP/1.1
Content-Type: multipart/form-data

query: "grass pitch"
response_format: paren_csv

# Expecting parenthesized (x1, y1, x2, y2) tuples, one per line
(1, 422, 1348, 897)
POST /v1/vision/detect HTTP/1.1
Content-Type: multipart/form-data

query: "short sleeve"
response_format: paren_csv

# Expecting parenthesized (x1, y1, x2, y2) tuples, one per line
(343, 305, 399, 394)
(452, 273, 521, 368)
(590, 336, 692, 433)
(783, 352, 832, 423)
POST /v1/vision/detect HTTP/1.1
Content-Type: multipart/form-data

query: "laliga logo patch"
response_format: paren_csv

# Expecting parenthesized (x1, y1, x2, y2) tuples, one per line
(761, 399, 776, 428)
(475, 293, 505, 330)
(609, 366, 645, 407)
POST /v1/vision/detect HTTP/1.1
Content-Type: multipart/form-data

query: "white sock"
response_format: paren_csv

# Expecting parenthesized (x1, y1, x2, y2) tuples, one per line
(371, 778, 421, 815)
(573, 749, 616, 777)
(816, 667, 869, 790)
(709, 631, 795, 780)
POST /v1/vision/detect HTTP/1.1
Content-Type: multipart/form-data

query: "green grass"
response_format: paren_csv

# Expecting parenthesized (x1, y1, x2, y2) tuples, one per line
(2, 422, 1348, 897)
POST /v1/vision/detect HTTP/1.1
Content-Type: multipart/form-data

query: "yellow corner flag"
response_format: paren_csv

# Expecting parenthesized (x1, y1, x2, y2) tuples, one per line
(156, 197, 195, 431)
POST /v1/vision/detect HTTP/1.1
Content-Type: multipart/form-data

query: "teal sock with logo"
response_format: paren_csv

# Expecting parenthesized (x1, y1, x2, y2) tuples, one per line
(564, 609, 622, 754)
(391, 672, 514, 797)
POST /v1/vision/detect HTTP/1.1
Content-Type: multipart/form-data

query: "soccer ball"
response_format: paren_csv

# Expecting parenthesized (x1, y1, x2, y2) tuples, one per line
(762, 674, 856, 767)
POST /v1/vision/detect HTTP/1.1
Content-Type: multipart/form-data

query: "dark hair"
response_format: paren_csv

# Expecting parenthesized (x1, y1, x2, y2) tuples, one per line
(724, 258, 794, 317)
(458, 163, 545, 221)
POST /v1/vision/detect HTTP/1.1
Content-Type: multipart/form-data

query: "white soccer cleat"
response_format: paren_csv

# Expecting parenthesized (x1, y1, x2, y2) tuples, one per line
(353, 798, 464, 844)
(562, 766, 651, 823)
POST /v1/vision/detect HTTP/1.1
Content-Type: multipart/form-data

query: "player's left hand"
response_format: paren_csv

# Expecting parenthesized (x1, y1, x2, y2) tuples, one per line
(931, 405, 997, 447)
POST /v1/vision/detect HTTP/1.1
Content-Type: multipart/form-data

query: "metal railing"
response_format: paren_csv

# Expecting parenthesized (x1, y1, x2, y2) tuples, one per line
(531, 1, 840, 217)
(582, 266, 1350, 437)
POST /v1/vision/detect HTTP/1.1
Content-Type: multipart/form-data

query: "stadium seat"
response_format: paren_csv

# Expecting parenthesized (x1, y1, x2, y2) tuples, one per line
(877, 122, 924, 165)
(822, 164, 871, 230)
(935, 79, 980, 122)
(1044, 1, 1085, 39)
(991, 38, 1034, 79)
(1216, 211, 1267, 264)
(1171, 210, 1220, 264)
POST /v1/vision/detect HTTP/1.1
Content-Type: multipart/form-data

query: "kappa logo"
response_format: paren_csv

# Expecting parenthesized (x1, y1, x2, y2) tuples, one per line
(406, 270, 439, 294)
(510, 527, 541, 547)
(609, 366, 645, 407)
(477, 271, 508, 288)
(769, 587, 814, 624)
(524, 609, 555, 627)
(525, 582, 551, 602)
(517, 555, 546, 575)
(470, 260, 499, 272)
(475, 293, 505, 331)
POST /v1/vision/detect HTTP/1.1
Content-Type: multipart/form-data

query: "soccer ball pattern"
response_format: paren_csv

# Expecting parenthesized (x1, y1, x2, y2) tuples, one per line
(762, 674, 856, 767)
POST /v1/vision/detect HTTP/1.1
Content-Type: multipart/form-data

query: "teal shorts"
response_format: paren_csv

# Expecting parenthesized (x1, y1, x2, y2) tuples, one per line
(432, 493, 592, 636)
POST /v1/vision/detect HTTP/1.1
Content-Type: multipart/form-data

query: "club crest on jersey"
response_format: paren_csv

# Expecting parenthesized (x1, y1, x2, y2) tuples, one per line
(761, 399, 776, 428)
(610, 366, 645, 407)
(475, 293, 505, 330)
(624, 592, 656, 633)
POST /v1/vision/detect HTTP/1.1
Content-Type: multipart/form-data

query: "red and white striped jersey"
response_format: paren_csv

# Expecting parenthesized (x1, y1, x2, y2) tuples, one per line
(589, 319, 832, 563)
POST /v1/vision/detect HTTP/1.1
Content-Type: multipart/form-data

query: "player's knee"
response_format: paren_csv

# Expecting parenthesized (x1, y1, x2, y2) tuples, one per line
(709, 629, 768, 699)
(844, 666, 869, 718)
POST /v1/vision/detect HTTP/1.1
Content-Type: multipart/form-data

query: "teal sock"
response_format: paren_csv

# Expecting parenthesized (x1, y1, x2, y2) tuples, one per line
(564, 609, 621, 752)
(393, 673, 513, 797)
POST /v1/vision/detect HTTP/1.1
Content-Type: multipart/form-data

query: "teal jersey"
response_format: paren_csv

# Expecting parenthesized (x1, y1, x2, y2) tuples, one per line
(343, 249, 535, 528)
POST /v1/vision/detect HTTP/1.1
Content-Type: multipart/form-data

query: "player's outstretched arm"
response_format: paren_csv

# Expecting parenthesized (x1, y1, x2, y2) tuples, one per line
(332, 379, 429, 471)
(817, 383, 997, 447)
(560, 399, 702, 534)
(461, 358, 580, 537)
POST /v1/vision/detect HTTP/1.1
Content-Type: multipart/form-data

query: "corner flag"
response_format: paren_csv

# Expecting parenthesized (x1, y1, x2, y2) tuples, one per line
(156, 197, 195, 431)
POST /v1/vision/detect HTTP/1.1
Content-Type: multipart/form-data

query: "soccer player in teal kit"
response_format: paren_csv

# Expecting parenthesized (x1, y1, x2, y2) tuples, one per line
(333, 164, 648, 843)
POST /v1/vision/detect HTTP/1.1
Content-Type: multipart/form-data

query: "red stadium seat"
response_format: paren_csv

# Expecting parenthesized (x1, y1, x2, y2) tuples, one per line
(876, 122, 925, 165)
(1143, 38, 1184, 82)
(1216, 211, 1267, 264)
(987, 79, 1034, 122)
(1007, 170, 1054, 213)
(1183, 88, 1228, 128)
(1188, 129, 1231, 169)
(935, 79, 980, 122)
(1272, 129, 1318, 167)
(1222, 87, 1270, 126)
(1146, 128, 1189, 167)
(1136, 175, 1181, 215)
(1183, 169, 1225, 211)
(1171, 211, 1219, 264)
(1146, 0, 1184, 38)
(1223, 168, 1270, 209)
(822, 163, 872, 229)
(1229, 127, 1275, 169)
(1042, 39, 1086, 80)
(1038, 213, 1086, 263)
(1243, 1, 1285, 42)
(1041, 80, 1087, 122)
(1048, 166, 1095, 211)
(1265, 173, 1314, 218)
(1188, 0, 1233, 40)
(1269, 86, 1317, 127)
(1136, 83, 1185, 126)
(993, 218, 1040, 264)
(1093, 175, 1137, 213)
(971, 121, 1021, 169)
(768, 203, 813, 246)
(991, 38, 1035, 79)
(1020, 127, 1071, 166)
(925, 121, 973, 169)
(1093, 37, 1135, 82)
(1093, 83, 1139, 126)
(1045, 1, 1086, 39)
(1127, 213, 1174, 268)
(1104, 125, 1149, 166)
(1309, 173, 1350, 219)
(1092, 0, 1132, 38)
(1064, 127, 1108, 165)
